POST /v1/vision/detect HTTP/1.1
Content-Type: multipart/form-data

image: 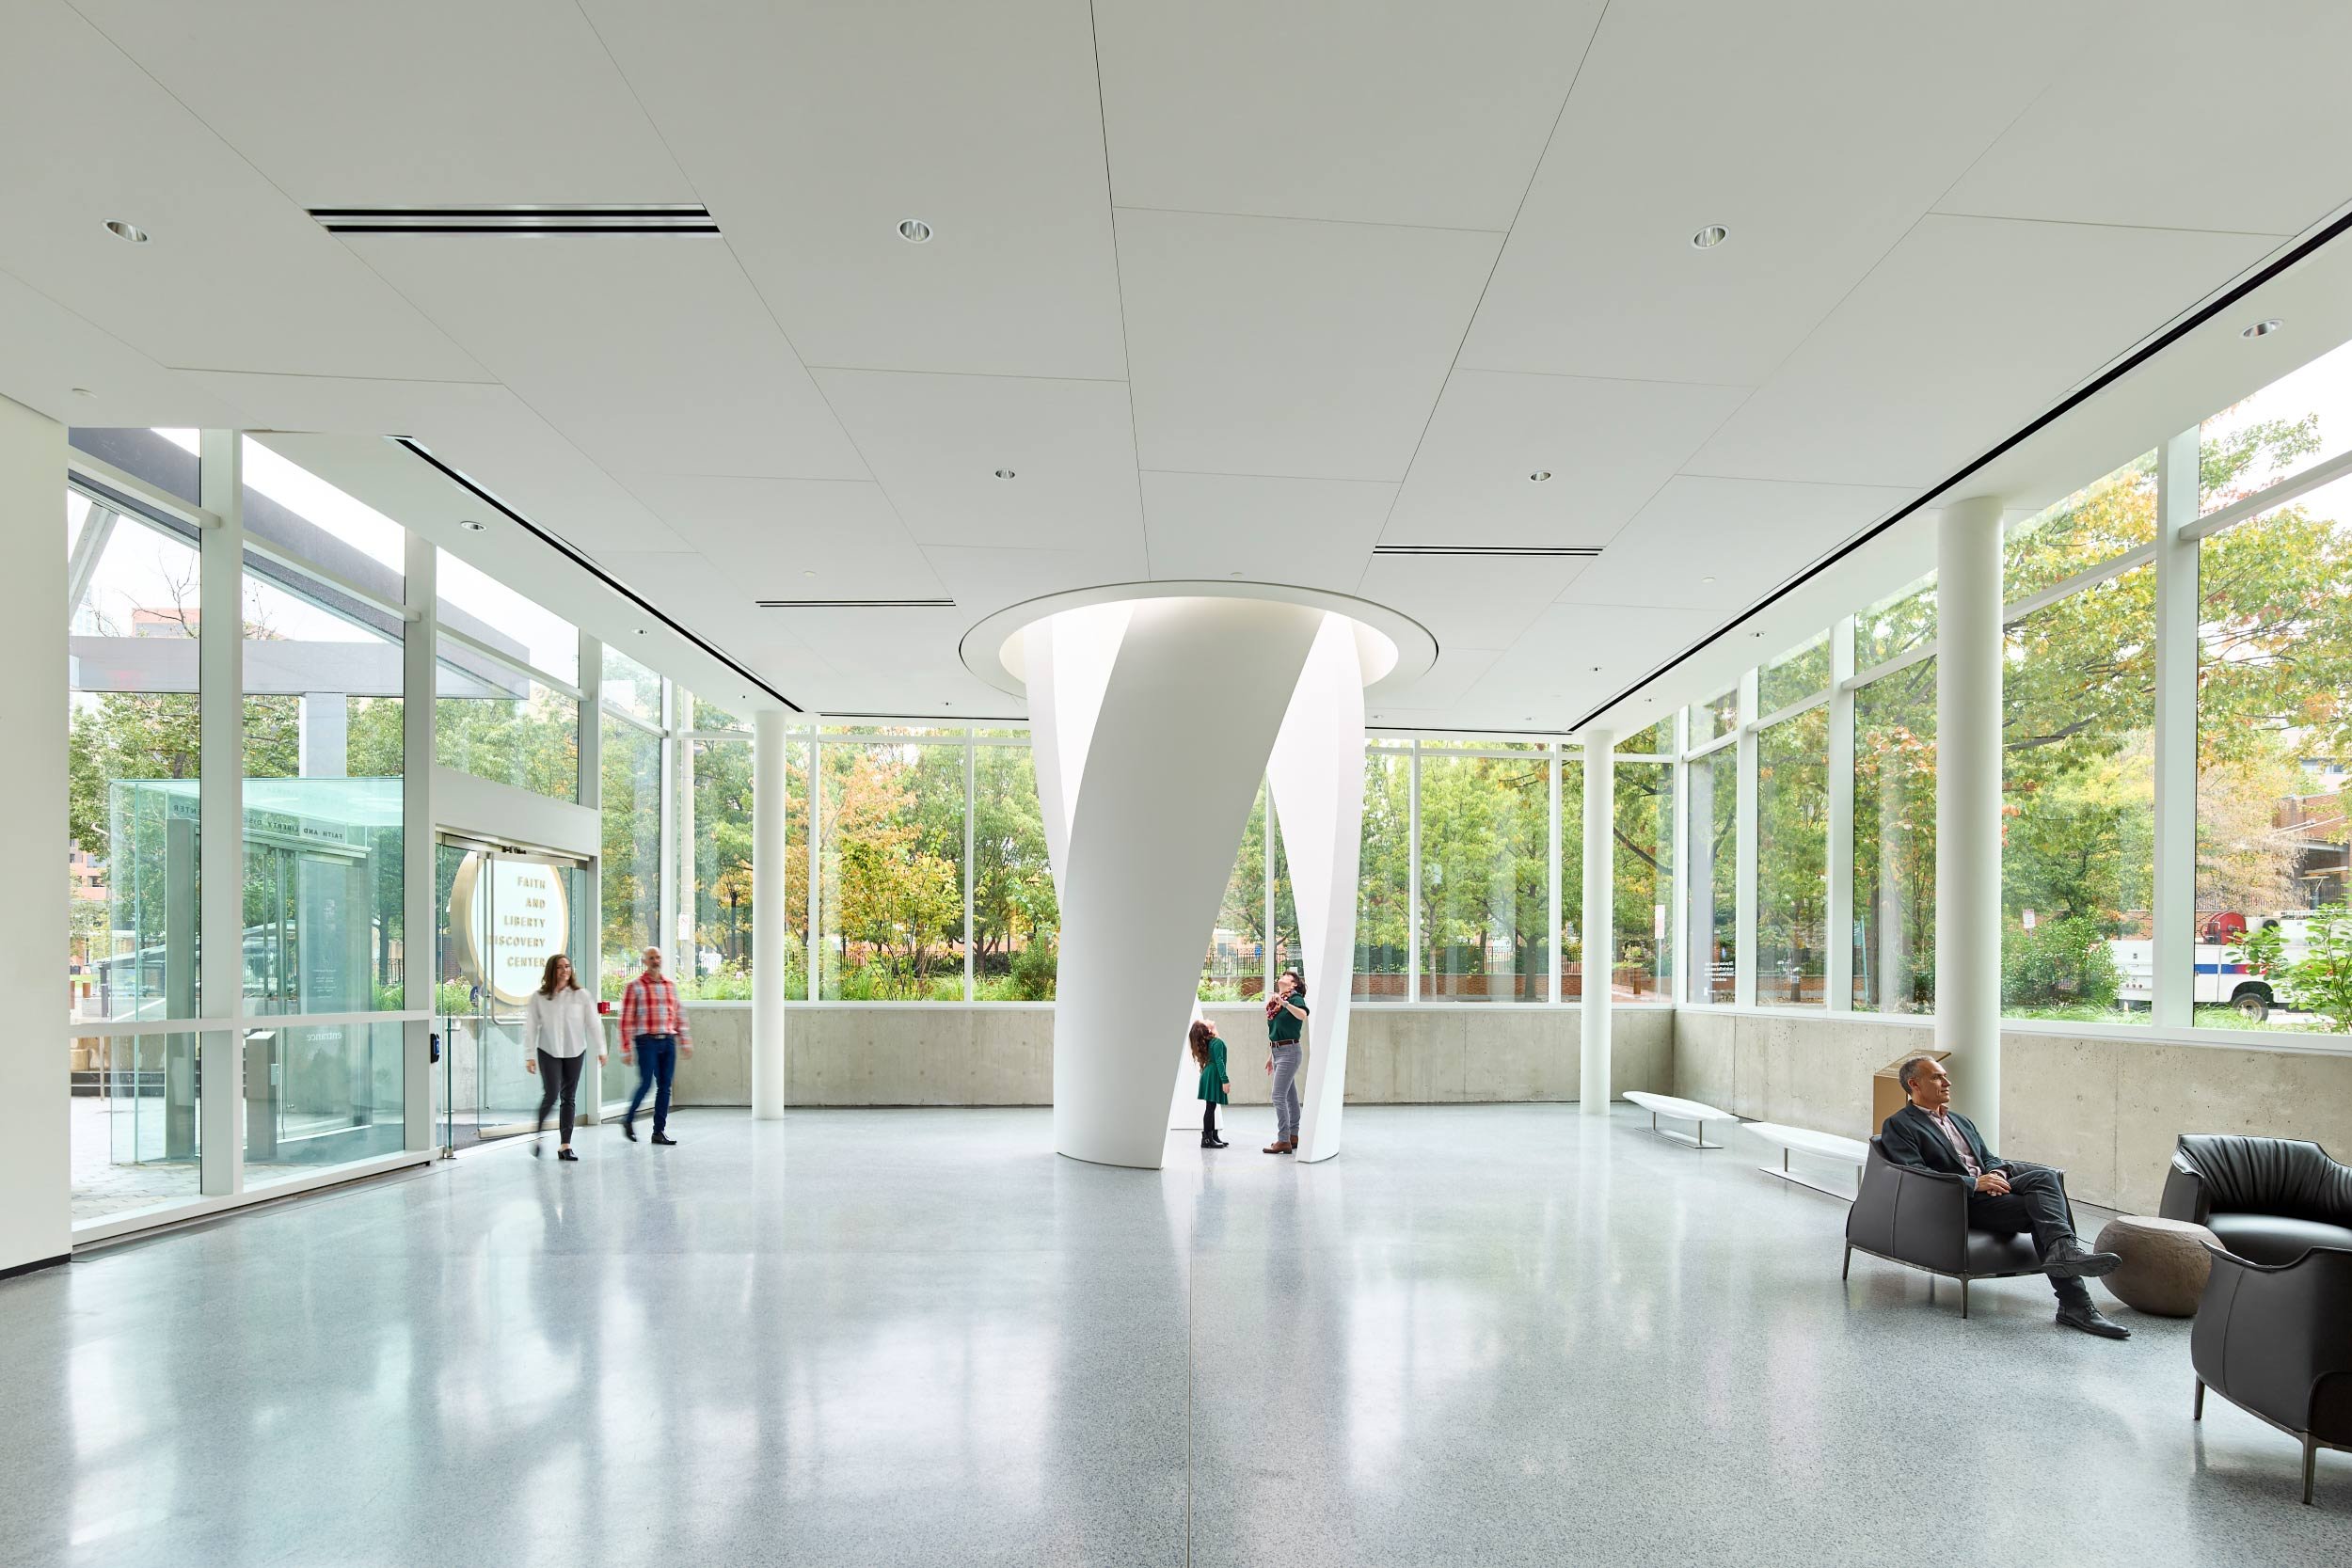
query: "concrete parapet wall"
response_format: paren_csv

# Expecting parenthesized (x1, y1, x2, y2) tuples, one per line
(665, 1003, 1674, 1112)
(1671, 1008, 2352, 1212)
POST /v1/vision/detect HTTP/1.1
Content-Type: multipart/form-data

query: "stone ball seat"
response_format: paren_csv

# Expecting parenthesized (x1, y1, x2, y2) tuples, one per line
(2091, 1215, 2222, 1317)
(2157, 1134, 2352, 1265)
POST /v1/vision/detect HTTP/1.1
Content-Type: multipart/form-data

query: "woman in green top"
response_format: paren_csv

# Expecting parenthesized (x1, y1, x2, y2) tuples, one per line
(1190, 1021, 1230, 1148)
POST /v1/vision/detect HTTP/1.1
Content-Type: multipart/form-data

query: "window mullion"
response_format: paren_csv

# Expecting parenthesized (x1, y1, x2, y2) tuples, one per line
(2152, 427, 2201, 1030)
(1407, 739, 1422, 1005)
(1735, 669, 1759, 1010)
(1826, 616, 1857, 1012)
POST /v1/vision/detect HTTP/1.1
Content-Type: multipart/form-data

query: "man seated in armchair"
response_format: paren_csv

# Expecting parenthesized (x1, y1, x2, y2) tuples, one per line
(1883, 1055, 2131, 1339)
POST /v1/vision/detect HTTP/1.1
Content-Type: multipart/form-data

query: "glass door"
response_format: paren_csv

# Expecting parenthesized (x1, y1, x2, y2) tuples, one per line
(435, 837, 590, 1150)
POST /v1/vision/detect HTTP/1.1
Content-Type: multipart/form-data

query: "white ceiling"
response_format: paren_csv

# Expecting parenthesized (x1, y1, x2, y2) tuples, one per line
(10, 0, 2352, 732)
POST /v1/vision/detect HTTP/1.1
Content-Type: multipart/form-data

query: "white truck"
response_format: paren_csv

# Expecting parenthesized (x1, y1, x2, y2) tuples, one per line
(2112, 915, 2313, 1022)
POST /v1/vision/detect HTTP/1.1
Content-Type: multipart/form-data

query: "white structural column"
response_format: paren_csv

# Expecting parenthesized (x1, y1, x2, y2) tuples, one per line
(402, 532, 437, 1152)
(197, 431, 245, 1196)
(0, 396, 68, 1272)
(1264, 615, 1368, 1163)
(1935, 494, 2007, 1136)
(751, 710, 788, 1118)
(1580, 728, 1613, 1113)
(1027, 597, 1345, 1168)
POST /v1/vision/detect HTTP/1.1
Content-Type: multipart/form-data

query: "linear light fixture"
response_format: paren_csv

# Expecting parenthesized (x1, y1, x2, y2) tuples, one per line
(310, 204, 720, 235)
(1372, 545, 1601, 559)
(390, 437, 801, 713)
(755, 598, 957, 609)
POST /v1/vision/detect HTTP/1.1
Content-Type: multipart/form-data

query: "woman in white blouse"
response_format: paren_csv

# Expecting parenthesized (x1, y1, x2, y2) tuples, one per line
(523, 954, 603, 1161)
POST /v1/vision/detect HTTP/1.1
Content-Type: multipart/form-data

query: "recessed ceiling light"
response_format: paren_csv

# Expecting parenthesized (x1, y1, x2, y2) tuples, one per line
(1530, 470, 1552, 483)
(70, 387, 98, 400)
(1590, 665, 1601, 673)
(635, 628, 649, 637)
(2242, 317, 2283, 339)
(1692, 224, 1728, 249)
(457, 518, 486, 532)
(803, 569, 817, 578)
(993, 468, 1015, 480)
(105, 220, 149, 244)
(1701, 575, 1716, 583)
(898, 219, 932, 244)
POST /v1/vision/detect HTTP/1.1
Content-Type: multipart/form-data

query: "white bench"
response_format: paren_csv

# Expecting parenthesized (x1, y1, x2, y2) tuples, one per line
(1743, 1121, 1869, 1197)
(1623, 1091, 1735, 1150)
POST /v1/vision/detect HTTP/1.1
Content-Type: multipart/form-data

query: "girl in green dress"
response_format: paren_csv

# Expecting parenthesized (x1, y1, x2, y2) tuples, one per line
(1189, 1021, 1231, 1148)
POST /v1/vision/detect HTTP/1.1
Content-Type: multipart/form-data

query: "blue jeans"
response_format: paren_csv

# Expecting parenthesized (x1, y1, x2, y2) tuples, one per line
(628, 1034, 677, 1133)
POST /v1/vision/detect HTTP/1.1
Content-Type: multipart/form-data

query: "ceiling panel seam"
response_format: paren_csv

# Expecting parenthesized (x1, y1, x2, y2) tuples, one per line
(1087, 3, 1151, 576)
(1111, 203, 1506, 238)
(1359, 0, 1617, 588)
(1925, 209, 2292, 241)
(1573, 198, 2352, 732)
(0, 255, 257, 418)
(800, 364, 1130, 385)
(565, 0, 708, 203)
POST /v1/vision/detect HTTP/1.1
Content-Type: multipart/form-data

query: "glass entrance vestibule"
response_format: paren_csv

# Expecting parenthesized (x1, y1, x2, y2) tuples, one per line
(72, 778, 410, 1220)
(434, 837, 594, 1150)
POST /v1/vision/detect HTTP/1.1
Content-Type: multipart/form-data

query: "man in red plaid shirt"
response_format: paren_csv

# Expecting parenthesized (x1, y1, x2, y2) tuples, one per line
(619, 946, 692, 1145)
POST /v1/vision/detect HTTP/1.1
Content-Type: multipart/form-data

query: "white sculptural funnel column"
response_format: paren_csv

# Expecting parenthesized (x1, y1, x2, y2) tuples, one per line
(982, 588, 1417, 1170)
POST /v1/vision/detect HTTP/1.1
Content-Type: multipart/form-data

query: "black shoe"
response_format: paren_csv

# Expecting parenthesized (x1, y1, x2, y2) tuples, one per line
(621, 1119, 637, 1142)
(2057, 1302, 2131, 1339)
(1209, 1137, 1229, 1148)
(532, 1140, 543, 1157)
(2043, 1240, 2122, 1280)
(557, 1148, 579, 1162)
(651, 1132, 677, 1146)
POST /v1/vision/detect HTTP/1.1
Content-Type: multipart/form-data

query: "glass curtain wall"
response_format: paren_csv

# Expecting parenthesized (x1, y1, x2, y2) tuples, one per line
(1852, 657, 1936, 1013)
(1684, 743, 1737, 1004)
(691, 735, 755, 995)
(67, 476, 206, 1219)
(818, 731, 967, 1000)
(971, 739, 1056, 1000)
(434, 547, 579, 802)
(64, 433, 449, 1226)
(235, 441, 409, 1186)
(1756, 706, 1830, 1006)
(1418, 747, 1550, 1003)
(600, 705, 662, 991)
(1356, 747, 1412, 1000)
(1202, 784, 1272, 1001)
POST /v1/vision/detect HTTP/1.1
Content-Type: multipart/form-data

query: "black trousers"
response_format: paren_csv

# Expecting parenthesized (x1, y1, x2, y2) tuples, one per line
(1965, 1163, 2088, 1304)
(1201, 1102, 1219, 1141)
(535, 1051, 585, 1143)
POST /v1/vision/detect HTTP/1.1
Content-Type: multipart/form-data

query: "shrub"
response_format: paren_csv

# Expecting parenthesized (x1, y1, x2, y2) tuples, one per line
(1009, 936, 1058, 1001)
(2001, 916, 2120, 1009)
(2234, 906, 2352, 1034)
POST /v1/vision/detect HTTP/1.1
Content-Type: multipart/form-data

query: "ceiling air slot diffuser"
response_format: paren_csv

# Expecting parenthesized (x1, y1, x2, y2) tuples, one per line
(310, 204, 719, 235)
(1370, 545, 1600, 559)
(755, 599, 957, 609)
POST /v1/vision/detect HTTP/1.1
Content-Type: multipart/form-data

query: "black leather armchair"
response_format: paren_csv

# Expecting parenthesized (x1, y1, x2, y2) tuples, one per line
(2159, 1135, 2352, 1265)
(1843, 1137, 2057, 1318)
(2192, 1243, 2352, 1504)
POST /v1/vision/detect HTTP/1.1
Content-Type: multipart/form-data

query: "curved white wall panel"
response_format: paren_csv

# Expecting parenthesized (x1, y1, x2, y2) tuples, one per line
(1025, 594, 1373, 1168)
(1265, 614, 1368, 1164)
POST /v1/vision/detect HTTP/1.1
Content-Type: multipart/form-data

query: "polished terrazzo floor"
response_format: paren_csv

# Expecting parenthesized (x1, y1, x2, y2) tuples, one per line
(3, 1104, 2345, 1567)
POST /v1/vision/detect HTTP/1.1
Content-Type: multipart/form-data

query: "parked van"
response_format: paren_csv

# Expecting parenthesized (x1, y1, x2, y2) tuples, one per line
(2113, 915, 2312, 1021)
